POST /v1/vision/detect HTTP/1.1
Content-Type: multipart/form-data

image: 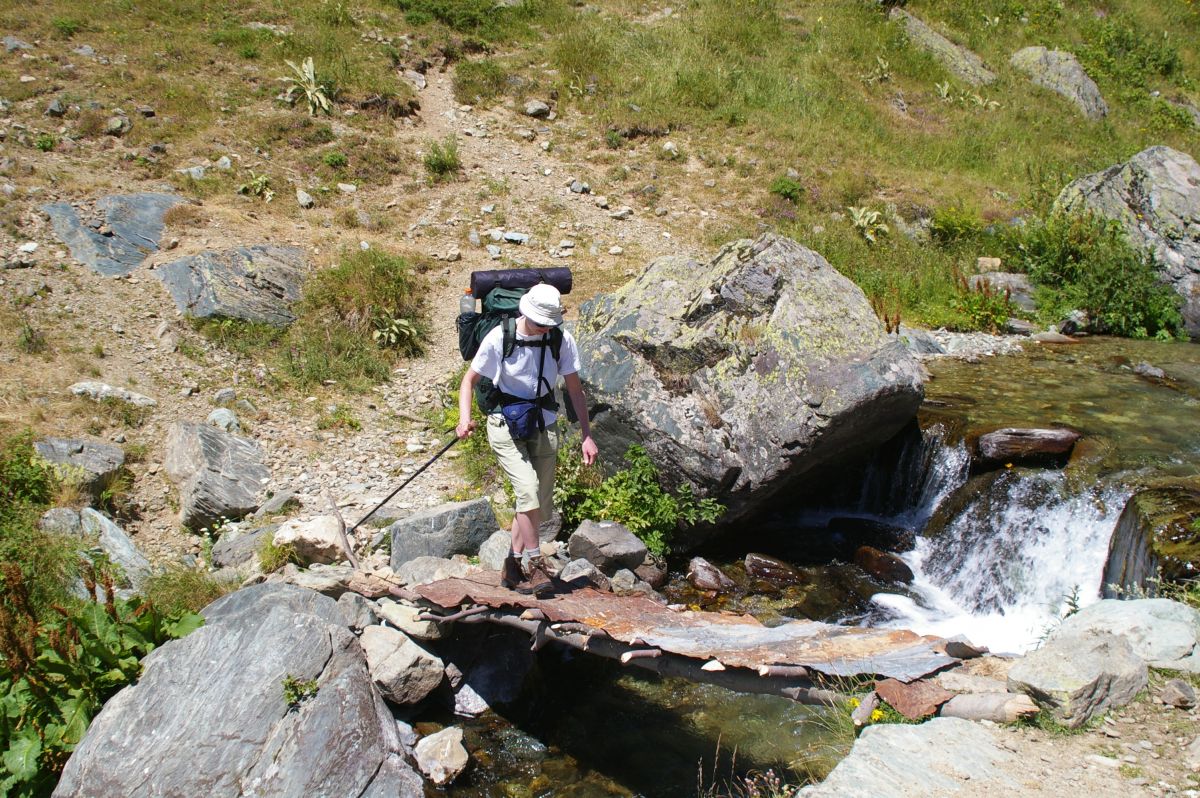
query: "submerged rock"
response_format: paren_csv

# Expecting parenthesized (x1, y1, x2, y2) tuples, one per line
(687, 556, 736, 591)
(577, 234, 924, 539)
(414, 727, 469, 786)
(974, 427, 1080, 470)
(853, 546, 914, 584)
(1055, 146, 1200, 338)
(744, 552, 803, 586)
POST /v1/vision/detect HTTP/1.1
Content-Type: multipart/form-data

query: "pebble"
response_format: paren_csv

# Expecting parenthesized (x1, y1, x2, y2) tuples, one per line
(296, 189, 315, 209)
(608, 246, 623, 255)
(609, 206, 633, 220)
(337, 183, 357, 194)
(486, 245, 501, 259)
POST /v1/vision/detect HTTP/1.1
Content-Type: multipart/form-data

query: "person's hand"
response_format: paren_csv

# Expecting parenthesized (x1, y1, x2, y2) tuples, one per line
(456, 419, 477, 439)
(581, 435, 598, 466)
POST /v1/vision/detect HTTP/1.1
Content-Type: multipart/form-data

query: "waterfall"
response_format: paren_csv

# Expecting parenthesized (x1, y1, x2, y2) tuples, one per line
(867, 447, 1129, 654)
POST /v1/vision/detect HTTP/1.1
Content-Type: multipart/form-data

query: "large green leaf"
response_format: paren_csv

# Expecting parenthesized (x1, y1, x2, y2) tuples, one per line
(2, 736, 41, 781)
(163, 612, 204, 639)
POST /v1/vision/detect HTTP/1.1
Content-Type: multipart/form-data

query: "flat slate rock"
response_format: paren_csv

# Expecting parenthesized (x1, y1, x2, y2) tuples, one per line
(156, 245, 307, 326)
(165, 421, 270, 530)
(42, 193, 183, 277)
(33, 437, 125, 498)
(389, 499, 498, 570)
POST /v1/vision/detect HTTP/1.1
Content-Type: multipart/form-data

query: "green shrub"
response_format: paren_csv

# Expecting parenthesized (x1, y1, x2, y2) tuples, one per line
(556, 444, 724, 557)
(929, 205, 984, 246)
(769, 175, 805, 204)
(51, 18, 84, 38)
(34, 134, 56, 153)
(141, 567, 238, 616)
(949, 271, 1013, 333)
(321, 151, 348, 170)
(453, 59, 509, 105)
(317, 406, 361, 431)
(258, 536, 299, 573)
(1079, 15, 1180, 89)
(1002, 213, 1183, 338)
(423, 136, 461, 181)
(0, 564, 203, 794)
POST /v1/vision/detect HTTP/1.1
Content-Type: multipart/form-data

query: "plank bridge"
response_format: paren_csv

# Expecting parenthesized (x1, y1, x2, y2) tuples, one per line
(414, 572, 971, 705)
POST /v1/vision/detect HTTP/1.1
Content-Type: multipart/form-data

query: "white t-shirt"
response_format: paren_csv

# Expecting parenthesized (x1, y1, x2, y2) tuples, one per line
(470, 324, 581, 425)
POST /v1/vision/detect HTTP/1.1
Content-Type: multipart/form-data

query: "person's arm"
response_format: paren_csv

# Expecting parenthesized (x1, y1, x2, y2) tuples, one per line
(457, 368, 482, 439)
(562, 372, 598, 465)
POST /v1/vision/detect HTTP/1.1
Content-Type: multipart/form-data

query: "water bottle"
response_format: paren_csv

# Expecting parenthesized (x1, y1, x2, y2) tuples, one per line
(459, 289, 475, 316)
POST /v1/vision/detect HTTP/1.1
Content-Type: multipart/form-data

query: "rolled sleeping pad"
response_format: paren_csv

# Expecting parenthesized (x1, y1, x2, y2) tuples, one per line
(470, 267, 572, 298)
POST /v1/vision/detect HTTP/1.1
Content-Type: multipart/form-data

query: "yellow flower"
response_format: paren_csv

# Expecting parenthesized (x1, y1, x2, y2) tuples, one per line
(870, 709, 885, 722)
(849, 697, 861, 709)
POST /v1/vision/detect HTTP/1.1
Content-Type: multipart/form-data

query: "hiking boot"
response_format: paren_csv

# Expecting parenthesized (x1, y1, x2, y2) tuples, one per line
(523, 557, 555, 598)
(501, 553, 530, 593)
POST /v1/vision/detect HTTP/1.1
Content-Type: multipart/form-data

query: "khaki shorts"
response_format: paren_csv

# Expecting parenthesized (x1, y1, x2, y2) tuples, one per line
(486, 414, 558, 514)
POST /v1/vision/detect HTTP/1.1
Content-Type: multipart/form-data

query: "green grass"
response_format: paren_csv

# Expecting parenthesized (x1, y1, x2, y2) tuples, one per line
(142, 567, 239, 616)
(423, 135, 461, 181)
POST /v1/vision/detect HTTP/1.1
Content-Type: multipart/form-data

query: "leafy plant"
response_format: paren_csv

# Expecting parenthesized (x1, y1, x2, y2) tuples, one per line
(859, 55, 891, 85)
(321, 151, 348, 170)
(33, 134, 56, 153)
(372, 316, 420, 349)
(604, 130, 623, 149)
(929, 205, 984, 246)
(237, 172, 275, 202)
(423, 136, 461, 181)
(281, 57, 333, 116)
(846, 206, 889, 244)
(16, 318, 47, 355)
(0, 563, 203, 794)
(452, 59, 510, 105)
(769, 175, 804, 204)
(281, 674, 318, 708)
(556, 444, 724, 557)
(316, 406, 361, 431)
(51, 18, 84, 38)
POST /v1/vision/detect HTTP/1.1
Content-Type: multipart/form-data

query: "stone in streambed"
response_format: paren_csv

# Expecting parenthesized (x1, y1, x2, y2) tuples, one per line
(853, 546, 914, 584)
(975, 427, 1080, 469)
(414, 727, 468, 786)
(687, 556, 736, 591)
(744, 552, 803, 586)
(359, 625, 443, 706)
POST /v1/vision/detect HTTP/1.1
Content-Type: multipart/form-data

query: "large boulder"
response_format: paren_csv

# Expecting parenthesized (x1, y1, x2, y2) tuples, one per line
(358, 625, 444, 705)
(1102, 486, 1200, 597)
(156, 245, 307, 326)
(165, 421, 270, 530)
(273, 515, 345, 565)
(1006, 630, 1148, 727)
(33, 437, 124, 500)
(53, 584, 422, 798)
(567, 519, 647, 575)
(1055, 146, 1200, 338)
(576, 234, 924, 535)
(1010, 47, 1108, 120)
(890, 9, 996, 85)
(1054, 598, 1200, 672)
(42, 193, 184, 277)
(79, 508, 151, 592)
(388, 498, 498, 570)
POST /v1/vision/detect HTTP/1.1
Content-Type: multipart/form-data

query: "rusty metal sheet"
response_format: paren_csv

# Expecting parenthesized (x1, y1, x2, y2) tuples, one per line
(874, 677, 955, 720)
(415, 575, 955, 682)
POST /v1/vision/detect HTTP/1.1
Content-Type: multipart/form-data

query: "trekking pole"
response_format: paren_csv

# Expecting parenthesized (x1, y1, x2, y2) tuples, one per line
(348, 436, 460, 535)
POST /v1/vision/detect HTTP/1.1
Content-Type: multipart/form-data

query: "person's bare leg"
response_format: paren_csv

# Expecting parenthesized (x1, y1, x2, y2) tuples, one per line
(511, 507, 542, 555)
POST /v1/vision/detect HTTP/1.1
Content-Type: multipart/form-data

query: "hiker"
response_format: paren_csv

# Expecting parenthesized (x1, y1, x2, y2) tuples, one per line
(455, 283, 598, 596)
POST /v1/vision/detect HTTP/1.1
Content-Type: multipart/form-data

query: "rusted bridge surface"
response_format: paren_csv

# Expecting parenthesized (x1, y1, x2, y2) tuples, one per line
(415, 573, 960, 700)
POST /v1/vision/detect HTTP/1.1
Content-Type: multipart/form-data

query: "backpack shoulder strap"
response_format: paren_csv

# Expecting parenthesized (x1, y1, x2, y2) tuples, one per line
(549, 327, 563, 362)
(500, 316, 517, 358)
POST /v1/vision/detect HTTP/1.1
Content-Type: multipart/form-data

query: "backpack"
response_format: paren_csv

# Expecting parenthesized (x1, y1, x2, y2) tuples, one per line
(458, 284, 564, 415)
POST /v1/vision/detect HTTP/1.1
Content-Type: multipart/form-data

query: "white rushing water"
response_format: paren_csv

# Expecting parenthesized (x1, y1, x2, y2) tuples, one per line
(870, 445, 1129, 654)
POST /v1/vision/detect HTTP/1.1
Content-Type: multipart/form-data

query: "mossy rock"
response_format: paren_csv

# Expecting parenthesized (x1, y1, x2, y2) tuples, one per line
(1103, 483, 1200, 596)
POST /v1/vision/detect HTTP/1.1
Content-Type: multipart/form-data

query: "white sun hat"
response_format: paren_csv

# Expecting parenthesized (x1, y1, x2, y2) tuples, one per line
(518, 283, 564, 327)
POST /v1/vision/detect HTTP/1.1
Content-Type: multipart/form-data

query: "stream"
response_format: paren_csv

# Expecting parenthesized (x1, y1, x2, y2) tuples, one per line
(439, 337, 1200, 796)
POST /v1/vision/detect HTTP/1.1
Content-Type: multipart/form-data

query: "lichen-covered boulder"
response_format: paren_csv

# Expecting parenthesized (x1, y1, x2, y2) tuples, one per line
(890, 9, 996, 85)
(1010, 47, 1108, 120)
(156, 245, 307, 326)
(1055, 146, 1200, 338)
(576, 234, 924, 535)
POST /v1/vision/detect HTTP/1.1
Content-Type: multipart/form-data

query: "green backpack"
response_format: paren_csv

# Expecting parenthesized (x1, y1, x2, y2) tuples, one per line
(457, 286, 563, 414)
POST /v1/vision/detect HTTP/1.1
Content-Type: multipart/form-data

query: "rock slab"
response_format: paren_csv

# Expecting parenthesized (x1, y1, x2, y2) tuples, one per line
(156, 245, 307, 326)
(576, 233, 924, 534)
(53, 583, 422, 798)
(79, 508, 151, 592)
(1054, 598, 1200, 672)
(42, 193, 184, 277)
(1056, 146, 1200, 338)
(165, 421, 270, 530)
(389, 498, 497, 570)
(1010, 47, 1108, 120)
(359, 625, 444, 706)
(33, 437, 124, 499)
(890, 9, 996, 85)
(567, 519, 647, 574)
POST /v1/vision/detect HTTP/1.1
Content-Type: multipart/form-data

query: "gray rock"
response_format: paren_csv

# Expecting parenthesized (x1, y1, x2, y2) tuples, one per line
(1010, 46, 1108, 120)
(403, 69, 426, 90)
(567, 520, 647, 574)
(1055, 146, 1200, 338)
(336, 591, 378, 631)
(800, 717, 1021, 796)
(503, 230, 530, 244)
(69, 381, 157, 408)
(570, 180, 589, 194)
(296, 188, 315, 209)
(104, 115, 130, 136)
(212, 525, 272, 569)
(253, 490, 296, 519)
(71, 44, 95, 58)
(206, 407, 241, 434)
(274, 516, 345, 566)
(414, 727, 468, 786)
(214, 387, 237, 405)
(389, 498, 498, 569)
(214, 155, 231, 169)
(890, 9, 996, 85)
(1007, 631, 1148, 727)
(1054, 598, 1200, 672)
(1160, 678, 1196, 709)
(577, 233, 924, 534)
(177, 165, 207, 181)
(968, 272, 1035, 312)
(33, 437, 125, 499)
(558, 558, 611, 590)
(157, 245, 307, 327)
(79, 509, 152, 591)
(42, 193, 183, 277)
(45, 98, 66, 117)
(395, 556, 478, 587)
(54, 584, 421, 798)
(610, 568, 638, 593)
(523, 100, 550, 118)
(359, 625, 443, 705)
(235, 398, 258, 416)
(3, 36, 32, 52)
(897, 325, 946, 356)
(376, 598, 443, 641)
(165, 421, 270, 530)
(486, 244, 502, 259)
(282, 564, 356, 597)
(40, 507, 82, 537)
(477, 529, 512, 571)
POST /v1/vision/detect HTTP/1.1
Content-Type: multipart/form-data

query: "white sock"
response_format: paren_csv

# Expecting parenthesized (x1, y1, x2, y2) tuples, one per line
(521, 547, 540, 563)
